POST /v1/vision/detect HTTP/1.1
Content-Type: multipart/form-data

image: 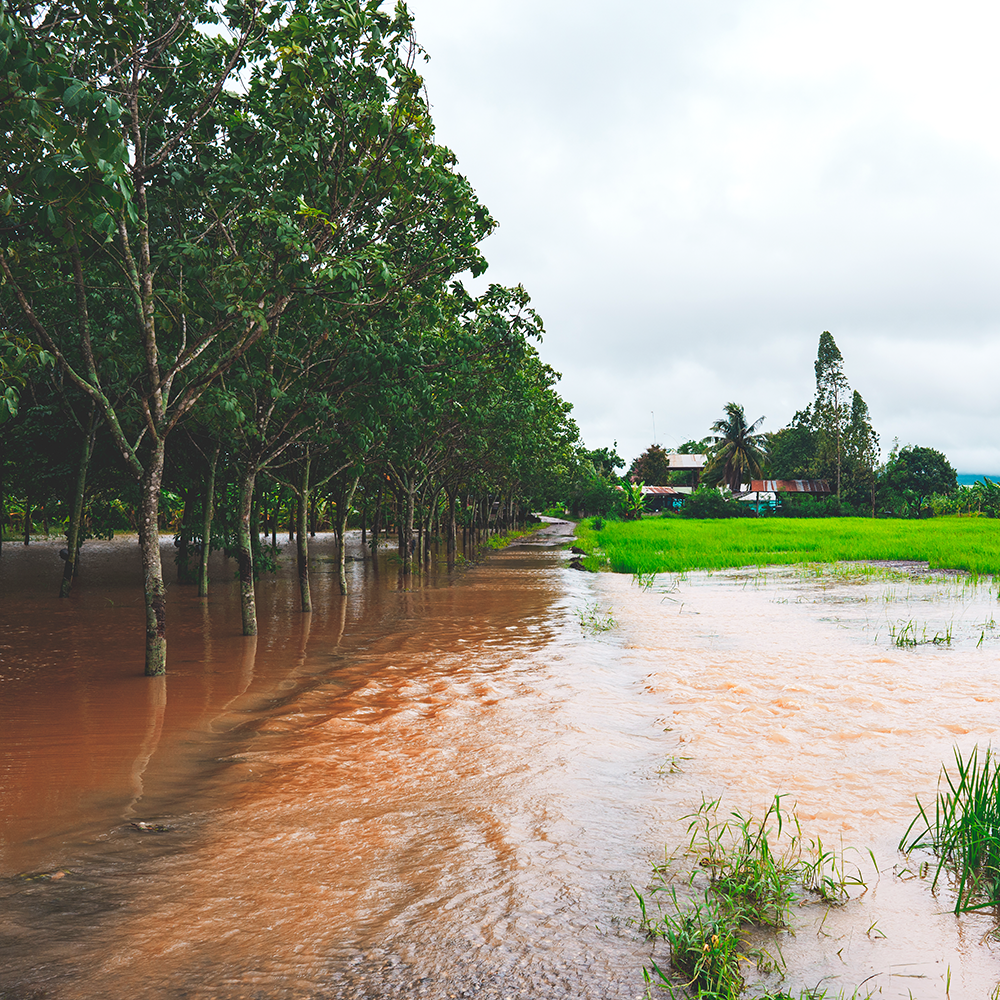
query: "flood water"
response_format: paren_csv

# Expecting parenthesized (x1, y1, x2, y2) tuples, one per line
(1, 525, 999, 999)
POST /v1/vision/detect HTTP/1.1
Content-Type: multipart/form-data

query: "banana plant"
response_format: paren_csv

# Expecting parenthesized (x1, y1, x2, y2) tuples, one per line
(618, 480, 647, 520)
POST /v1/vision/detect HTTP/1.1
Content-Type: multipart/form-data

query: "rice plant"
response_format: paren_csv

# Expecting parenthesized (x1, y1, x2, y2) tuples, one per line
(685, 797, 862, 920)
(889, 619, 918, 647)
(636, 797, 867, 997)
(574, 517, 1000, 577)
(899, 744, 1000, 913)
(641, 886, 746, 999)
(577, 601, 617, 633)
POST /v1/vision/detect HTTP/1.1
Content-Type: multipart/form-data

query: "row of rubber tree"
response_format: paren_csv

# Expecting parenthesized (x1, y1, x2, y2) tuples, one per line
(0, 2, 580, 675)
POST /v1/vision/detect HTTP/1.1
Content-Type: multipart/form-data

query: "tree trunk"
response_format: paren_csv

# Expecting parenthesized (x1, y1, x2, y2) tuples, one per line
(446, 490, 457, 570)
(198, 443, 220, 597)
(370, 483, 381, 554)
(60, 414, 96, 598)
(138, 438, 168, 676)
(0, 443, 5, 561)
(337, 475, 359, 595)
(237, 465, 258, 636)
(296, 452, 312, 613)
(23, 491, 31, 545)
(174, 487, 196, 584)
(401, 482, 416, 576)
(250, 487, 262, 572)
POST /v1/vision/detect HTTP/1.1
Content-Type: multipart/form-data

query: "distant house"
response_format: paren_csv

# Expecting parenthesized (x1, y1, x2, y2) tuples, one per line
(630, 452, 708, 491)
(748, 480, 831, 496)
(745, 480, 831, 506)
(668, 453, 708, 472)
(640, 485, 687, 512)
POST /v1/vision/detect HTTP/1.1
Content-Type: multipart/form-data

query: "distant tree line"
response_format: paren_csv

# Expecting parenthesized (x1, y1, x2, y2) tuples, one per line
(0, 2, 582, 675)
(573, 331, 968, 521)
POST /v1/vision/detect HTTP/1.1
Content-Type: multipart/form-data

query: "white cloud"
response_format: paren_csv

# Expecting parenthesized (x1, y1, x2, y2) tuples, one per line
(409, 0, 1000, 472)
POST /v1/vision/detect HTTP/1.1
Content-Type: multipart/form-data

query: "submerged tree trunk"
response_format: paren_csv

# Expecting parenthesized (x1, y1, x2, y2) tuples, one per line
(401, 482, 416, 576)
(296, 452, 312, 613)
(369, 483, 382, 557)
(174, 487, 196, 584)
(199, 443, 220, 597)
(337, 475, 359, 595)
(446, 490, 457, 570)
(0, 443, 5, 561)
(60, 412, 96, 598)
(138, 438, 168, 676)
(237, 465, 258, 636)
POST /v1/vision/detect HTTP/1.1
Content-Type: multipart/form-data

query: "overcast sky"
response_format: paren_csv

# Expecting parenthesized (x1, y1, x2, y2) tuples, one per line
(406, 0, 1000, 473)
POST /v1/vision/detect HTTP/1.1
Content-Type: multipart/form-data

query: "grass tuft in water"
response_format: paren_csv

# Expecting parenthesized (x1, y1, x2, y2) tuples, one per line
(577, 601, 617, 633)
(635, 797, 867, 998)
(899, 744, 1000, 913)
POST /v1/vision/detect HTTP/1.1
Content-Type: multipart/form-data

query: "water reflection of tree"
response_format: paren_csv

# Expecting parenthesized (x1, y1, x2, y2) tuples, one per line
(123, 676, 166, 820)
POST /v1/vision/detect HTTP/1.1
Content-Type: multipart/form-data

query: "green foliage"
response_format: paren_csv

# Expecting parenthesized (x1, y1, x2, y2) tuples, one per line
(617, 479, 647, 520)
(900, 745, 1000, 913)
(766, 410, 816, 480)
(0, 336, 54, 424)
(881, 444, 958, 515)
(680, 486, 750, 519)
(772, 492, 852, 518)
(574, 516, 1000, 575)
(584, 443, 625, 478)
(929, 478, 1000, 518)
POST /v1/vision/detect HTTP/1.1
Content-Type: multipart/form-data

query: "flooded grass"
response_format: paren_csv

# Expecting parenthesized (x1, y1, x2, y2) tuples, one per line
(575, 517, 1000, 577)
(900, 745, 1000, 914)
(635, 797, 870, 999)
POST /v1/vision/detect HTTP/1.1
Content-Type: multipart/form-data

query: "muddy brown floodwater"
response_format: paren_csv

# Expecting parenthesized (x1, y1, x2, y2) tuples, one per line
(1, 525, 999, 999)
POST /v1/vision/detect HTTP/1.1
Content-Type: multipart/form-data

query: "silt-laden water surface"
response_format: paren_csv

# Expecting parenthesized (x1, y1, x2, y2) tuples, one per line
(1, 526, 998, 998)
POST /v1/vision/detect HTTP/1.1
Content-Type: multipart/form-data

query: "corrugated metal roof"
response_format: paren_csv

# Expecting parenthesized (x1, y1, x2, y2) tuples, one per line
(749, 479, 831, 494)
(641, 485, 684, 495)
(667, 453, 707, 469)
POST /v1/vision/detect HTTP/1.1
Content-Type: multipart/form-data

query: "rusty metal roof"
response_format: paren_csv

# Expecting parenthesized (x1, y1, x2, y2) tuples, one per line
(749, 479, 831, 494)
(641, 485, 685, 495)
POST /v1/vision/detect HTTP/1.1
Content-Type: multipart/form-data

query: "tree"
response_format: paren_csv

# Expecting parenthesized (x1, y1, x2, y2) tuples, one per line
(585, 444, 624, 479)
(766, 408, 816, 479)
(882, 445, 957, 515)
(844, 390, 879, 515)
(629, 445, 672, 485)
(704, 402, 767, 493)
(813, 331, 849, 499)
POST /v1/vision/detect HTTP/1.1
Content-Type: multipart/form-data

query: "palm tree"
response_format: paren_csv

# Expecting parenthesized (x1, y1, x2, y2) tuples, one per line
(705, 402, 767, 493)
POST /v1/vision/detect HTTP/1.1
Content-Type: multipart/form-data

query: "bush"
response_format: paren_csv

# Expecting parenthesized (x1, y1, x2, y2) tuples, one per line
(679, 486, 750, 519)
(773, 491, 855, 518)
(568, 475, 621, 518)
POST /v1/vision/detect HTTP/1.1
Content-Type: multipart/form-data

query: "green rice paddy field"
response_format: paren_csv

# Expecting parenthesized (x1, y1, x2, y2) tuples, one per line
(574, 516, 1000, 576)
